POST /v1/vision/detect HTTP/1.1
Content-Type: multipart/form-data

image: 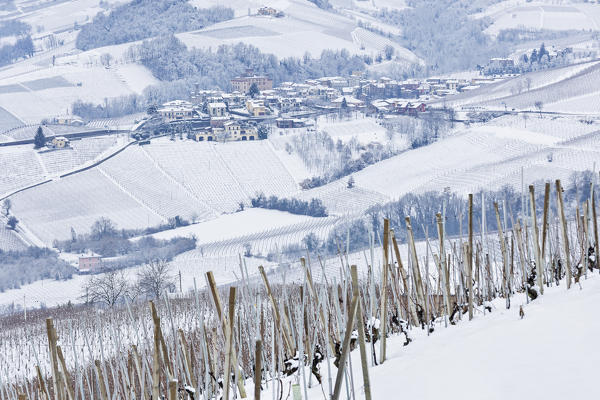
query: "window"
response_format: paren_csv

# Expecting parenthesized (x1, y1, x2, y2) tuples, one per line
(208, 136, 213, 141)
(249, 136, 255, 140)
(242, 136, 247, 141)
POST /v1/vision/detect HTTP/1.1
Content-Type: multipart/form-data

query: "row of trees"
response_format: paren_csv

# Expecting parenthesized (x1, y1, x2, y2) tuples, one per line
(250, 193, 328, 217)
(0, 247, 74, 293)
(281, 169, 600, 259)
(128, 35, 367, 87)
(55, 217, 195, 264)
(76, 1, 233, 50)
(0, 35, 34, 67)
(378, 0, 509, 73)
(82, 259, 176, 307)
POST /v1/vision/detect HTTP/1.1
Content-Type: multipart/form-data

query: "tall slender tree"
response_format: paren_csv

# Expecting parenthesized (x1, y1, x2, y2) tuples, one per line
(34, 126, 46, 149)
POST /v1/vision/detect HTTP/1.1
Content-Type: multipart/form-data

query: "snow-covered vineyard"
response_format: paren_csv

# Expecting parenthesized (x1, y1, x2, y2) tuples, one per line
(0, 177, 598, 400)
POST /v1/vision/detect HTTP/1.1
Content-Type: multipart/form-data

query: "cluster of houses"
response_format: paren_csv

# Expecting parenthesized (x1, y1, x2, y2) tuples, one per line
(257, 6, 284, 17)
(150, 68, 511, 139)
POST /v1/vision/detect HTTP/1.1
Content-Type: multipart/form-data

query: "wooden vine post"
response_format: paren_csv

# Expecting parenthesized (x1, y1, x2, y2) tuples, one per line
(351, 265, 372, 400)
(94, 360, 109, 400)
(256, 267, 295, 359)
(380, 218, 390, 364)
(436, 213, 452, 319)
(556, 180, 572, 288)
(300, 257, 336, 352)
(591, 182, 599, 275)
(468, 193, 474, 320)
(529, 185, 544, 294)
(206, 272, 248, 397)
(168, 379, 177, 400)
(405, 217, 426, 319)
(224, 287, 237, 400)
(254, 340, 262, 400)
(494, 202, 510, 308)
(391, 230, 419, 324)
(46, 318, 64, 400)
(541, 182, 551, 262)
(332, 295, 359, 400)
(150, 302, 162, 400)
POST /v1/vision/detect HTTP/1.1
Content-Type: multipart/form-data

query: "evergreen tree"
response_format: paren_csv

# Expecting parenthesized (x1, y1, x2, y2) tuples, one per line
(7, 216, 18, 230)
(248, 82, 260, 98)
(347, 175, 355, 188)
(341, 97, 348, 109)
(33, 126, 45, 149)
(539, 43, 547, 59)
(257, 124, 269, 140)
(530, 49, 538, 63)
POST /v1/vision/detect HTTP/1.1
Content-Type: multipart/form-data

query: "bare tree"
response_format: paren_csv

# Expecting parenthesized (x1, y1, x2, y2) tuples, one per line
(534, 101, 544, 117)
(100, 52, 113, 67)
(82, 270, 130, 307)
(525, 77, 532, 92)
(2, 199, 11, 216)
(137, 259, 175, 299)
(91, 217, 117, 239)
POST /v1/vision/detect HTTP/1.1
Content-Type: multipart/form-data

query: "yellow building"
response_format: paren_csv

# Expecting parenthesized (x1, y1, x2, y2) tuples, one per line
(246, 100, 268, 117)
(224, 121, 257, 141)
(52, 136, 70, 148)
(194, 131, 215, 142)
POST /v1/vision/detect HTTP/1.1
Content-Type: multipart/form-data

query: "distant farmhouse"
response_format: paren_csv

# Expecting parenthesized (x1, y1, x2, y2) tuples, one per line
(51, 136, 70, 148)
(78, 254, 102, 273)
(258, 6, 284, 17)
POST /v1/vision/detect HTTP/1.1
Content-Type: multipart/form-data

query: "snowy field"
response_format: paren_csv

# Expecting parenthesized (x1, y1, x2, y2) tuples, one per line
(0, 135, 124, 197)
(280, 274, 600, 400)
(436, 60, 600, 111)
(348, 115, 600, 197)
(477, 1, 600, 36)
(179, 0, 418, 60)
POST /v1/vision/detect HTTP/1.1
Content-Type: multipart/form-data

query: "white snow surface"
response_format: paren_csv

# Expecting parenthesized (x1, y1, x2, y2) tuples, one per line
(252, 274, 600, 399)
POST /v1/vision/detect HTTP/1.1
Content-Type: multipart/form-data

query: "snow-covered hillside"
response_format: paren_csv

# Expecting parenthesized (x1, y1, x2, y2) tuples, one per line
(476, 1, 600, 36)
(273, 273, 600, 400)
(179, 0, 419, 61)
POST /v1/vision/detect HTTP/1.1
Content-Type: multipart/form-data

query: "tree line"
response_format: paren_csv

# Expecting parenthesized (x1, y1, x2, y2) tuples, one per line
(76, 0, 233, 50)
(54, 217, 196, 269)
(250, 193, 328, 217)
(279, 170, 600, 259)
(377, 0, 509, 74)
(0, 247, 74, 293)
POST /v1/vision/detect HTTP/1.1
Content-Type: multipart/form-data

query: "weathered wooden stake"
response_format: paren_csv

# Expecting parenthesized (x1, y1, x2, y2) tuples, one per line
(168, 379, 177, 400)
(380, 218, 390, 364)
(591, 183, 599, 275)
(351, 265, 372, 400)
(529, 185, 544, 294)
(254, 340, 262, 400)
(332, 295, 359, 400)
(257, 267, 296, 358)
(46, 318, 64, 400)
(494, 202, 510, 308)
(224, 287, 237, 400)
(556, 180, 572, 288)
(94, 360, 109, 400)
(206, 272, 248, 397)
(468, 194, 474, 320)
